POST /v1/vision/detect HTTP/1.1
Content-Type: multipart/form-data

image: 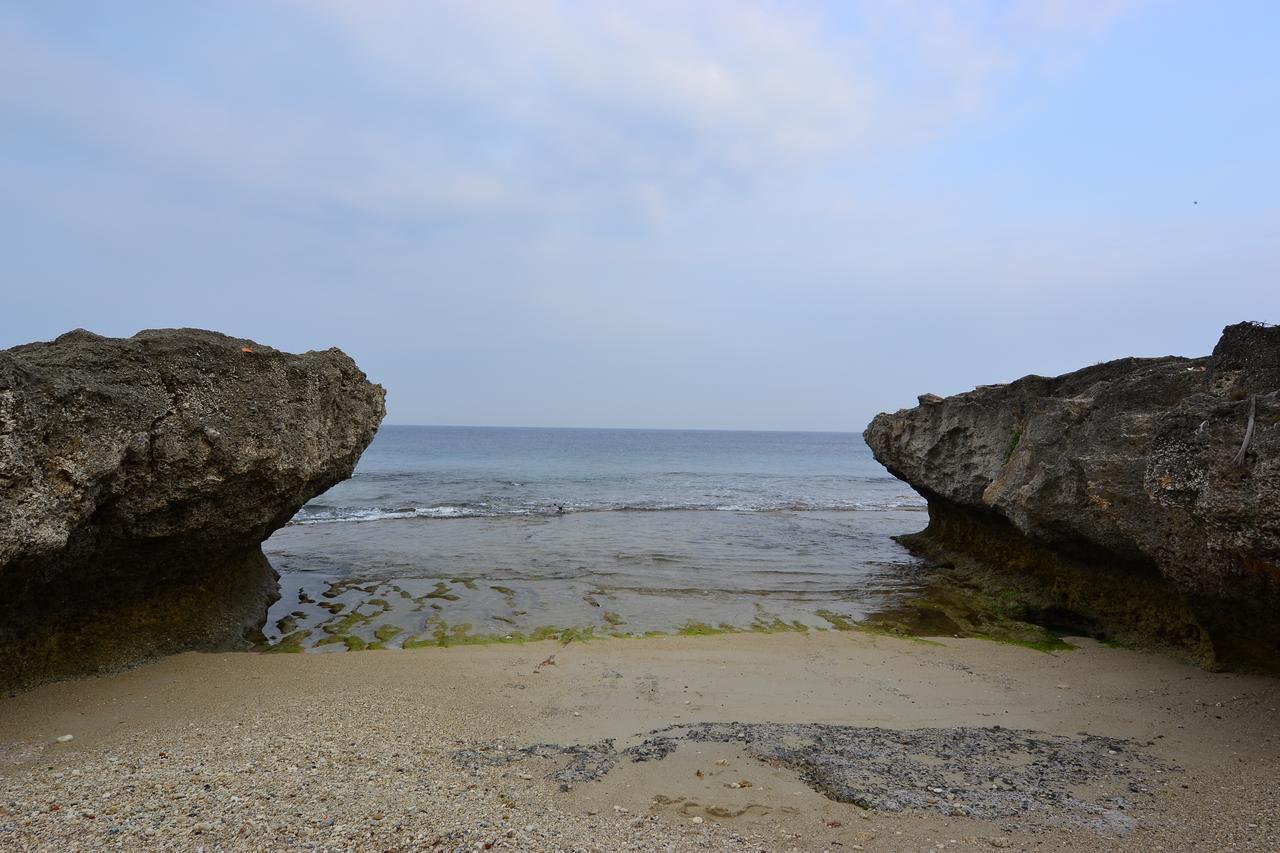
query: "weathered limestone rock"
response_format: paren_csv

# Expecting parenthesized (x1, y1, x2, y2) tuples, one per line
(865, 322, 1279, 670)
(0, 328, 385, 691)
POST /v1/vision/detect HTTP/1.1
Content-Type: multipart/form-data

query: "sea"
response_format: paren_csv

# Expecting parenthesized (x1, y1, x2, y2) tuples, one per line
(260, 425, 928, 649)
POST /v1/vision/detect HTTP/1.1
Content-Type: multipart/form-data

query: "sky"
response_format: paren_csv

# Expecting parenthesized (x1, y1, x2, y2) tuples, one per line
(2, 1, 1277, 431)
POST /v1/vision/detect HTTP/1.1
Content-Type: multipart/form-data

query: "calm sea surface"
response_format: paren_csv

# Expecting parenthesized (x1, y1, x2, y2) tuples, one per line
(261, 426, 927, 648)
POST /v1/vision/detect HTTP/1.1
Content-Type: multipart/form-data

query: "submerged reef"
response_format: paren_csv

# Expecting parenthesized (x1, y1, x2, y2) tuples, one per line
(865, 322, 1280, 670)
(0, 328, 384, 691)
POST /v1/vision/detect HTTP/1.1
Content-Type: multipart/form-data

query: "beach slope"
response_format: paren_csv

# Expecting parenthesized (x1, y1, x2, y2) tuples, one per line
(1, 633, 1276, 851)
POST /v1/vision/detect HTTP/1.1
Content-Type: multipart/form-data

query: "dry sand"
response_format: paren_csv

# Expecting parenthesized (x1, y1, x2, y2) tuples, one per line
(1, 631, 1277, 851)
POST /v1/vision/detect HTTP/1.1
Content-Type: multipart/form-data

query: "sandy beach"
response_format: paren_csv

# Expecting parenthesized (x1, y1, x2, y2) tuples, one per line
(2, 631, 1277, 852)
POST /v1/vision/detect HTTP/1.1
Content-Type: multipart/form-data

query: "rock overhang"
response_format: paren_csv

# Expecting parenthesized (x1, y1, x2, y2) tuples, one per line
(864, 322, 1280, 670)
(0, 328, 386, 692)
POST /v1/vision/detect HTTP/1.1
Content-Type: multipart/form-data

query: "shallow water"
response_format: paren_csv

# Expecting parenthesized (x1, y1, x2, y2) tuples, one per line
(261, 426, 927, 648)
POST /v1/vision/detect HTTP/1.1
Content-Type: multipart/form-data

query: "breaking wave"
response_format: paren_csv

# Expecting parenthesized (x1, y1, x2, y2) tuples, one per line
(290, 497, 926, 525)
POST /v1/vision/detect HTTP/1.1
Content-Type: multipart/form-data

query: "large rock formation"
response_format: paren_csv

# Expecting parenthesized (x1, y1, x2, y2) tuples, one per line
(0, 329, 385, 691)
(865, 322, 1279, 670)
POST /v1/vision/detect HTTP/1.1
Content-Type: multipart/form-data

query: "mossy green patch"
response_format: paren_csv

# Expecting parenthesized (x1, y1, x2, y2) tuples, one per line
(321, 609, 373, 635)
(425, 582, 461, 602)
(815, 609, 857, 631)
(267, 629, 311, 653)
(880, 503, 1216, 659)
(852, 621, 946, 646)
(676, 621, 740, 636)
(602, 611, 624, 627)
(815, 606, 944, 645)
(451, 577, 479, 590)
(861, 593, 1053, 649)
(557, 626, 596, 644)
(343, 635, 368, 651)
(367, 624, 403, 649)
(974, 632, 1076, 652)
(401, 618, 534, 648)
(749, 615, 807, 634)
(1005, 428, 1024, 462)
(398, 622, 609, 648)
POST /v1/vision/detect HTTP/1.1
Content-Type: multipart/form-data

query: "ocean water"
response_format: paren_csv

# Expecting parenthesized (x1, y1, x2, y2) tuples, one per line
(261, 426, 928, 649)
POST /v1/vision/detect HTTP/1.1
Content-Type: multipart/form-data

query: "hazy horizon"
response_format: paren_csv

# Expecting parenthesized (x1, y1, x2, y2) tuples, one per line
(366, 422, 867, 433)
(3, 2, 1277, 431)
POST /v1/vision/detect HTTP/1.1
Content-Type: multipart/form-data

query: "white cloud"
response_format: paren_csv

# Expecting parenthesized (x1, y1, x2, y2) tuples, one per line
(4, 0, 1273, 431)
(1, 1, 1145, 231)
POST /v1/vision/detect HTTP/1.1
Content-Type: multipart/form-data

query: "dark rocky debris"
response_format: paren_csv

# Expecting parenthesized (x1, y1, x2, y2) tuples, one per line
(454, 722, 1171, 834)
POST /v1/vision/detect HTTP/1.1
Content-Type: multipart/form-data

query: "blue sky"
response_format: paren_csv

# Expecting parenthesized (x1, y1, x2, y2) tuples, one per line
(2, 1, 1277, 429)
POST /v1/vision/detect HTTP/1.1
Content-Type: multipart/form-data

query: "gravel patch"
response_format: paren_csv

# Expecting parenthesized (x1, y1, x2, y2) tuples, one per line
(456, 722, 1173, 835)
(0, 718, 731, 852)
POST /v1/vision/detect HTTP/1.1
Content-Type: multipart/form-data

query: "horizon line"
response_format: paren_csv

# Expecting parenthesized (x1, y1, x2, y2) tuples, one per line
(379, 422, 865, 435)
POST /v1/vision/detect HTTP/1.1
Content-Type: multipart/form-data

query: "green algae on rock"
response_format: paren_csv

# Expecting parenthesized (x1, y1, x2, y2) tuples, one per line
(676, 621, 739, 636)
(266, 627, 312, 654)
(368, 624, 403, 649)
(425, 582, 462, 602)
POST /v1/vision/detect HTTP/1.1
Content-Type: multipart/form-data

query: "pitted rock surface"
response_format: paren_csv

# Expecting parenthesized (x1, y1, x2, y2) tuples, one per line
(0, 328, 385, 690)
(864, 322, 1279, 669)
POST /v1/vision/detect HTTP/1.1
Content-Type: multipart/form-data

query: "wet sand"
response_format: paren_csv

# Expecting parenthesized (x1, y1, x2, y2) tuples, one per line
(1, 631, 1277, 851)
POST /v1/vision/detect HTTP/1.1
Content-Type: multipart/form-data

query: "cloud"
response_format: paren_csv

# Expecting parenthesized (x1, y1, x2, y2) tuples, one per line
(3, 0, 1274, 431)
(1, 1, 1145, 235)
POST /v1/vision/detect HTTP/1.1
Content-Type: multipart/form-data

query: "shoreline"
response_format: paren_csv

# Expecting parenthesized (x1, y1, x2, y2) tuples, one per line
(258, 507, 928, 655)
(2, 631, 1277, 850)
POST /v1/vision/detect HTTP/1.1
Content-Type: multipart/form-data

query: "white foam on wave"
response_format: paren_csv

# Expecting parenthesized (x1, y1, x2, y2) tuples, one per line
(290, 497, 926, 525)
(290, 507, 415, 524)
(290, 505, 512, 525)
